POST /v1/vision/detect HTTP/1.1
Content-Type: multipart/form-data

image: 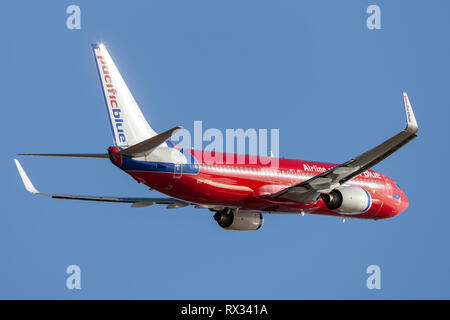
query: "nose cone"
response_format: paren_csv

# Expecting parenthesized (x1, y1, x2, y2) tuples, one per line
(398, 189, 409, 214)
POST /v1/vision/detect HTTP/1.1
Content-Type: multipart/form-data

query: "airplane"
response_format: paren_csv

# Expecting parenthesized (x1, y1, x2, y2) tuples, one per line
(14, 43, 418, 231)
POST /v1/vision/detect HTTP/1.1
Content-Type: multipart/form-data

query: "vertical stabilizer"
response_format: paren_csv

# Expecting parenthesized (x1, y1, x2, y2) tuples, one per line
(92, 43, 158, 147)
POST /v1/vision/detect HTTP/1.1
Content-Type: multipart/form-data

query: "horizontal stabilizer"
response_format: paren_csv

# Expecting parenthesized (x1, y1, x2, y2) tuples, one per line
(17, 153, 108, 158)
(119, 126, 183, 157)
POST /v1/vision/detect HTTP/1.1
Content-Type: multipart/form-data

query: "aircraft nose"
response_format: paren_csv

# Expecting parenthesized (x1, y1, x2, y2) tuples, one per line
(399, 190, 409, 213)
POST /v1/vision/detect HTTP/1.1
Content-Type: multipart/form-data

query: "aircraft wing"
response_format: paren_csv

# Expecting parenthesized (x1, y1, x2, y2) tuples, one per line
(14, 159, 191, 209)
(272, 92, 419, 203)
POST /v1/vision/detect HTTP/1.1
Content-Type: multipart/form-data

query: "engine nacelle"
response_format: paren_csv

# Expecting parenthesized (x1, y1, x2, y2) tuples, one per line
(213, 209, 264, 231)
(321, 186, 372, 214)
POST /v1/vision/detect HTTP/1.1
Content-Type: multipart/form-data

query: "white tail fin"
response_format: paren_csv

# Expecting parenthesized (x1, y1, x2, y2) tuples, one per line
(92, 43, 158, 147)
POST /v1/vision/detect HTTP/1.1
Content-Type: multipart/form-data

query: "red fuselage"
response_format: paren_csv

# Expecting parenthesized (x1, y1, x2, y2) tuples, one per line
(109, 147, 408, 220)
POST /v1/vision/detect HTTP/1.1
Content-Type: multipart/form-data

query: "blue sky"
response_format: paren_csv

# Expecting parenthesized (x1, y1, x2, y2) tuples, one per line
(1, 0, 449, 299)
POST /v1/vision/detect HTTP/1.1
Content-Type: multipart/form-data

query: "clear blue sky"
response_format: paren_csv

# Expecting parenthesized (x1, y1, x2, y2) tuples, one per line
(1, 0, 449, 299)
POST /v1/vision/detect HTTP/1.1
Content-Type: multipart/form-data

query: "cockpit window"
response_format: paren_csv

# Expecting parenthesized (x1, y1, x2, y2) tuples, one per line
(395, 183, 401, 189)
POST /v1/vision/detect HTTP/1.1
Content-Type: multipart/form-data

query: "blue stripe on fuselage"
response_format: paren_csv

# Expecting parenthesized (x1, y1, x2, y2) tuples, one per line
(120, 156, 200, 174)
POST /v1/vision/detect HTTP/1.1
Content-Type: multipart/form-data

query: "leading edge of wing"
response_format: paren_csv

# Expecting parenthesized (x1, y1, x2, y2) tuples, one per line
(13, 159, 188, 208)
(272, 92, 419, 202)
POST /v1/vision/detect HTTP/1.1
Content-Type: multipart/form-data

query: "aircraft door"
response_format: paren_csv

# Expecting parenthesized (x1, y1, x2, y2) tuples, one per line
(173, 163, 183, 179)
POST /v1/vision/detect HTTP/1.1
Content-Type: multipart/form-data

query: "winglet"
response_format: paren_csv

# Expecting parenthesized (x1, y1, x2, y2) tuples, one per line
(14, 159, 39, 194)
(403, 92, 418, 133)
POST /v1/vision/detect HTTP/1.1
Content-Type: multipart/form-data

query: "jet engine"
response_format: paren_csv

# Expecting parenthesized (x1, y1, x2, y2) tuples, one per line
(213, 209, 264, 231)
(320, 186, 372, 214)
